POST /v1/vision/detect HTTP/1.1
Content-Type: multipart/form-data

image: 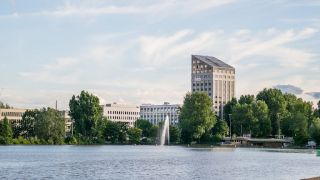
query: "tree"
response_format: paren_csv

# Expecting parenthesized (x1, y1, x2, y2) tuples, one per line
(212, 120, 229, 143)
(0, 117, 13, 144)
(256, 88, 286, 135)
(310, 118, 320, 145)
(223, 97, 237, 121)
(136, 119, 153, 138)
(105, 120, 121, 143)
(179, 92, 216, 144)
(127, 127, 142, 144)
(231, 103, 255, 136)
(34, 108, 65, 144)
(251, 100, 271, 137)
(149, 125, 159, 143)
(169, 125, 180, 143)
(239, 95, 255, 105)
(20, 110, 38, 139)
(290, 112, 308, 146)
(69, 91, 103, 139)
(0, 101, 11, 109)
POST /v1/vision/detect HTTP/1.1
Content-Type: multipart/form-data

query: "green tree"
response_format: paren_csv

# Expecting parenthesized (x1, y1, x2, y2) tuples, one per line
(69, 91, 103, 139)
(105, 120, 121, 143)
(127, 127, 142, 144)
(231, 103, 255, 136)
(169, 125, 180, 143)
(179, 92, 216, 144)
(239, 95, 255, 105)
(136, 119, 153, 138)
(223, 97, 237, 121)
(0, 117, 13, 144)
(252, 100, 271, 137)
(20, 110, 38, 139)
(212, 120, 229, 143)
(310, 118, 320, 145)
(256, 88, 286, 136)
(34, 108, 65, 144)
(290, 112, 308, 146)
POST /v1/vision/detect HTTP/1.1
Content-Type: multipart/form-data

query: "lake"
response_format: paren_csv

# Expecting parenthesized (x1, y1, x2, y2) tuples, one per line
(0, 145, 319, 180)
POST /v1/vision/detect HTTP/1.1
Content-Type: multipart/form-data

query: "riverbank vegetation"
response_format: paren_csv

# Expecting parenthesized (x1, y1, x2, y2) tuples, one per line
(224, 88, 320, 146)
(0, 89, 319, 147)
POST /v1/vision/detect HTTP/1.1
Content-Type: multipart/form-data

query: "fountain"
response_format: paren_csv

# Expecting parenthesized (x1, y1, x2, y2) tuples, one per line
(160, 115, 170, 145)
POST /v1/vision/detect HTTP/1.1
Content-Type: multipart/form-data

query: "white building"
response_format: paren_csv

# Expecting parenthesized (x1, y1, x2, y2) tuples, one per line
(0, 108, 26, 126)
(140, 102, 181, 125)
(103, 103, 140, 127)
(191, 55, 235, 116)
(58, 110, 73, 135)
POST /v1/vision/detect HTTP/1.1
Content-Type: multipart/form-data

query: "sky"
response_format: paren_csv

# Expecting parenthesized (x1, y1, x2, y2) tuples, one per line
(0, 0, 319, 110)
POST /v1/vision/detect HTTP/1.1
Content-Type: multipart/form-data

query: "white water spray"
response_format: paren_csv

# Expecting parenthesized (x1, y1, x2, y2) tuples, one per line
(160, 115, 170, 146)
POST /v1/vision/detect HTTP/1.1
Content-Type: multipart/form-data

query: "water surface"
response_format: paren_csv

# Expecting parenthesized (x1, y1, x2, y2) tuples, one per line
(0, 146, 319, 180)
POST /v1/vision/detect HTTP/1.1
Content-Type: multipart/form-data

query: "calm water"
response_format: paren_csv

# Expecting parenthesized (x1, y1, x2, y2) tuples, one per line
(0, 146, 319, 180)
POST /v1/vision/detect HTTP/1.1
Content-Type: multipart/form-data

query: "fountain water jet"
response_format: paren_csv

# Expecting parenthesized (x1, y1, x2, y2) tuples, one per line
(160, 115, 170, 146)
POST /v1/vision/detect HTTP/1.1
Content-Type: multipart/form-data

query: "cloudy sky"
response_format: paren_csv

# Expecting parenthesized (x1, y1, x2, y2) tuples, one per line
(0, 0, 319, 109)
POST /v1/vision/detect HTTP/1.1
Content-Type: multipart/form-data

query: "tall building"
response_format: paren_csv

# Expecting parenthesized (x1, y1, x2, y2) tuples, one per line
(0, 108, 26, 126)
(103, 103, 140, 127)
(140, 102, 181, 125)
(191, 55, 235, 116)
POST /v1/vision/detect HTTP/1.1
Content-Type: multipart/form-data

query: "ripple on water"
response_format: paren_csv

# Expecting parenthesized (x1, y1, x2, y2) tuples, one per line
(0, 146, 319, 180)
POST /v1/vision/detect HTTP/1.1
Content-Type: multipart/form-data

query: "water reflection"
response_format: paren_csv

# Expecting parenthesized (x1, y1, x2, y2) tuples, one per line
(0, 146, 319, 180)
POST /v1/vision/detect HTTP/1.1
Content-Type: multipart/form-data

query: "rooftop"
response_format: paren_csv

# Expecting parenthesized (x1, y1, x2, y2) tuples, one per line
(192, 55, 234, 69)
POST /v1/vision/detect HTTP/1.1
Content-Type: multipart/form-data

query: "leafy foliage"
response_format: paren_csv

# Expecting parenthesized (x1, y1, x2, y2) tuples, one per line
(69, 91, 103, 139)
(33, 108, 65, 144)
(256, 88, 286, 135)
(310, 118, 320, 145)
(169, 125, 180, 143)
(127, 127, 142, 144)
(179, 92, 216, 144)
(0, 117, 13, 144)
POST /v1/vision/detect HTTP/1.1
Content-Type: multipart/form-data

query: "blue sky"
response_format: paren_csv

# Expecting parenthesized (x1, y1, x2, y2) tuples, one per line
(0, 0, 319, 109)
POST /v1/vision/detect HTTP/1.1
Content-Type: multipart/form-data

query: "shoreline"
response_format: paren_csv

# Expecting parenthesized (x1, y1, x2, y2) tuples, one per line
(0, 143, 319, 150)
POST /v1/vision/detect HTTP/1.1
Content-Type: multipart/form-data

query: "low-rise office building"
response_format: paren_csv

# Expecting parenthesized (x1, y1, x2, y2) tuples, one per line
(0, 108, 26, 126)
(140, 102, 181, 125)
(103, 103, 140, 127)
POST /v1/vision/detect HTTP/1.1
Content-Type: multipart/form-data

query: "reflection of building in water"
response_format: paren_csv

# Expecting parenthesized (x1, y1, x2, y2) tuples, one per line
(102, 103, 140, 127)
(140, 102, 181, 125)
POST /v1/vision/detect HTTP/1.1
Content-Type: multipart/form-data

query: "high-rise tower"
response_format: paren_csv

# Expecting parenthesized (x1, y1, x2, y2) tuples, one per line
(191, 55, 235, 117)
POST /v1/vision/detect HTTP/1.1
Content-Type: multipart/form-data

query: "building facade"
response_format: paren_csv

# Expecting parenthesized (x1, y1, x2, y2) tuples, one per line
(140, 102, 181, 125)
(0, 108, 26, 126)
(103, 103, 140, 127)
(58, 110, 73, 135)
(191, 55, 235, 116)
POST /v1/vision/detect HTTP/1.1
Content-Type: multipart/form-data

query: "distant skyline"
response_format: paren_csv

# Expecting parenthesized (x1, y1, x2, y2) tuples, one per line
(0, 0, 319, 109)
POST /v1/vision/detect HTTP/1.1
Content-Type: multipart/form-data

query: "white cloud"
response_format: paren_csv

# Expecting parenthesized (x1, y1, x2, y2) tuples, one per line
(19, 57, 82, 84)
(17, 27, 319, 108)
(138, 28, 318, 68)
(0, 12, 19, 19)
(0, 0, 235, 19)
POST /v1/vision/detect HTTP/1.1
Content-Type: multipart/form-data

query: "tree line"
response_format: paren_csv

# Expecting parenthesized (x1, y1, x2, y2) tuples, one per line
(1, 89, 320, 146)
(222, 88, 320, 146)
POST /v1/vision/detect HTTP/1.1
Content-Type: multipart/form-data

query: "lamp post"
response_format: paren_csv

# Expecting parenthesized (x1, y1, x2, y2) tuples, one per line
(228, 114, 232, 139)
(277, 113, 281, 139)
